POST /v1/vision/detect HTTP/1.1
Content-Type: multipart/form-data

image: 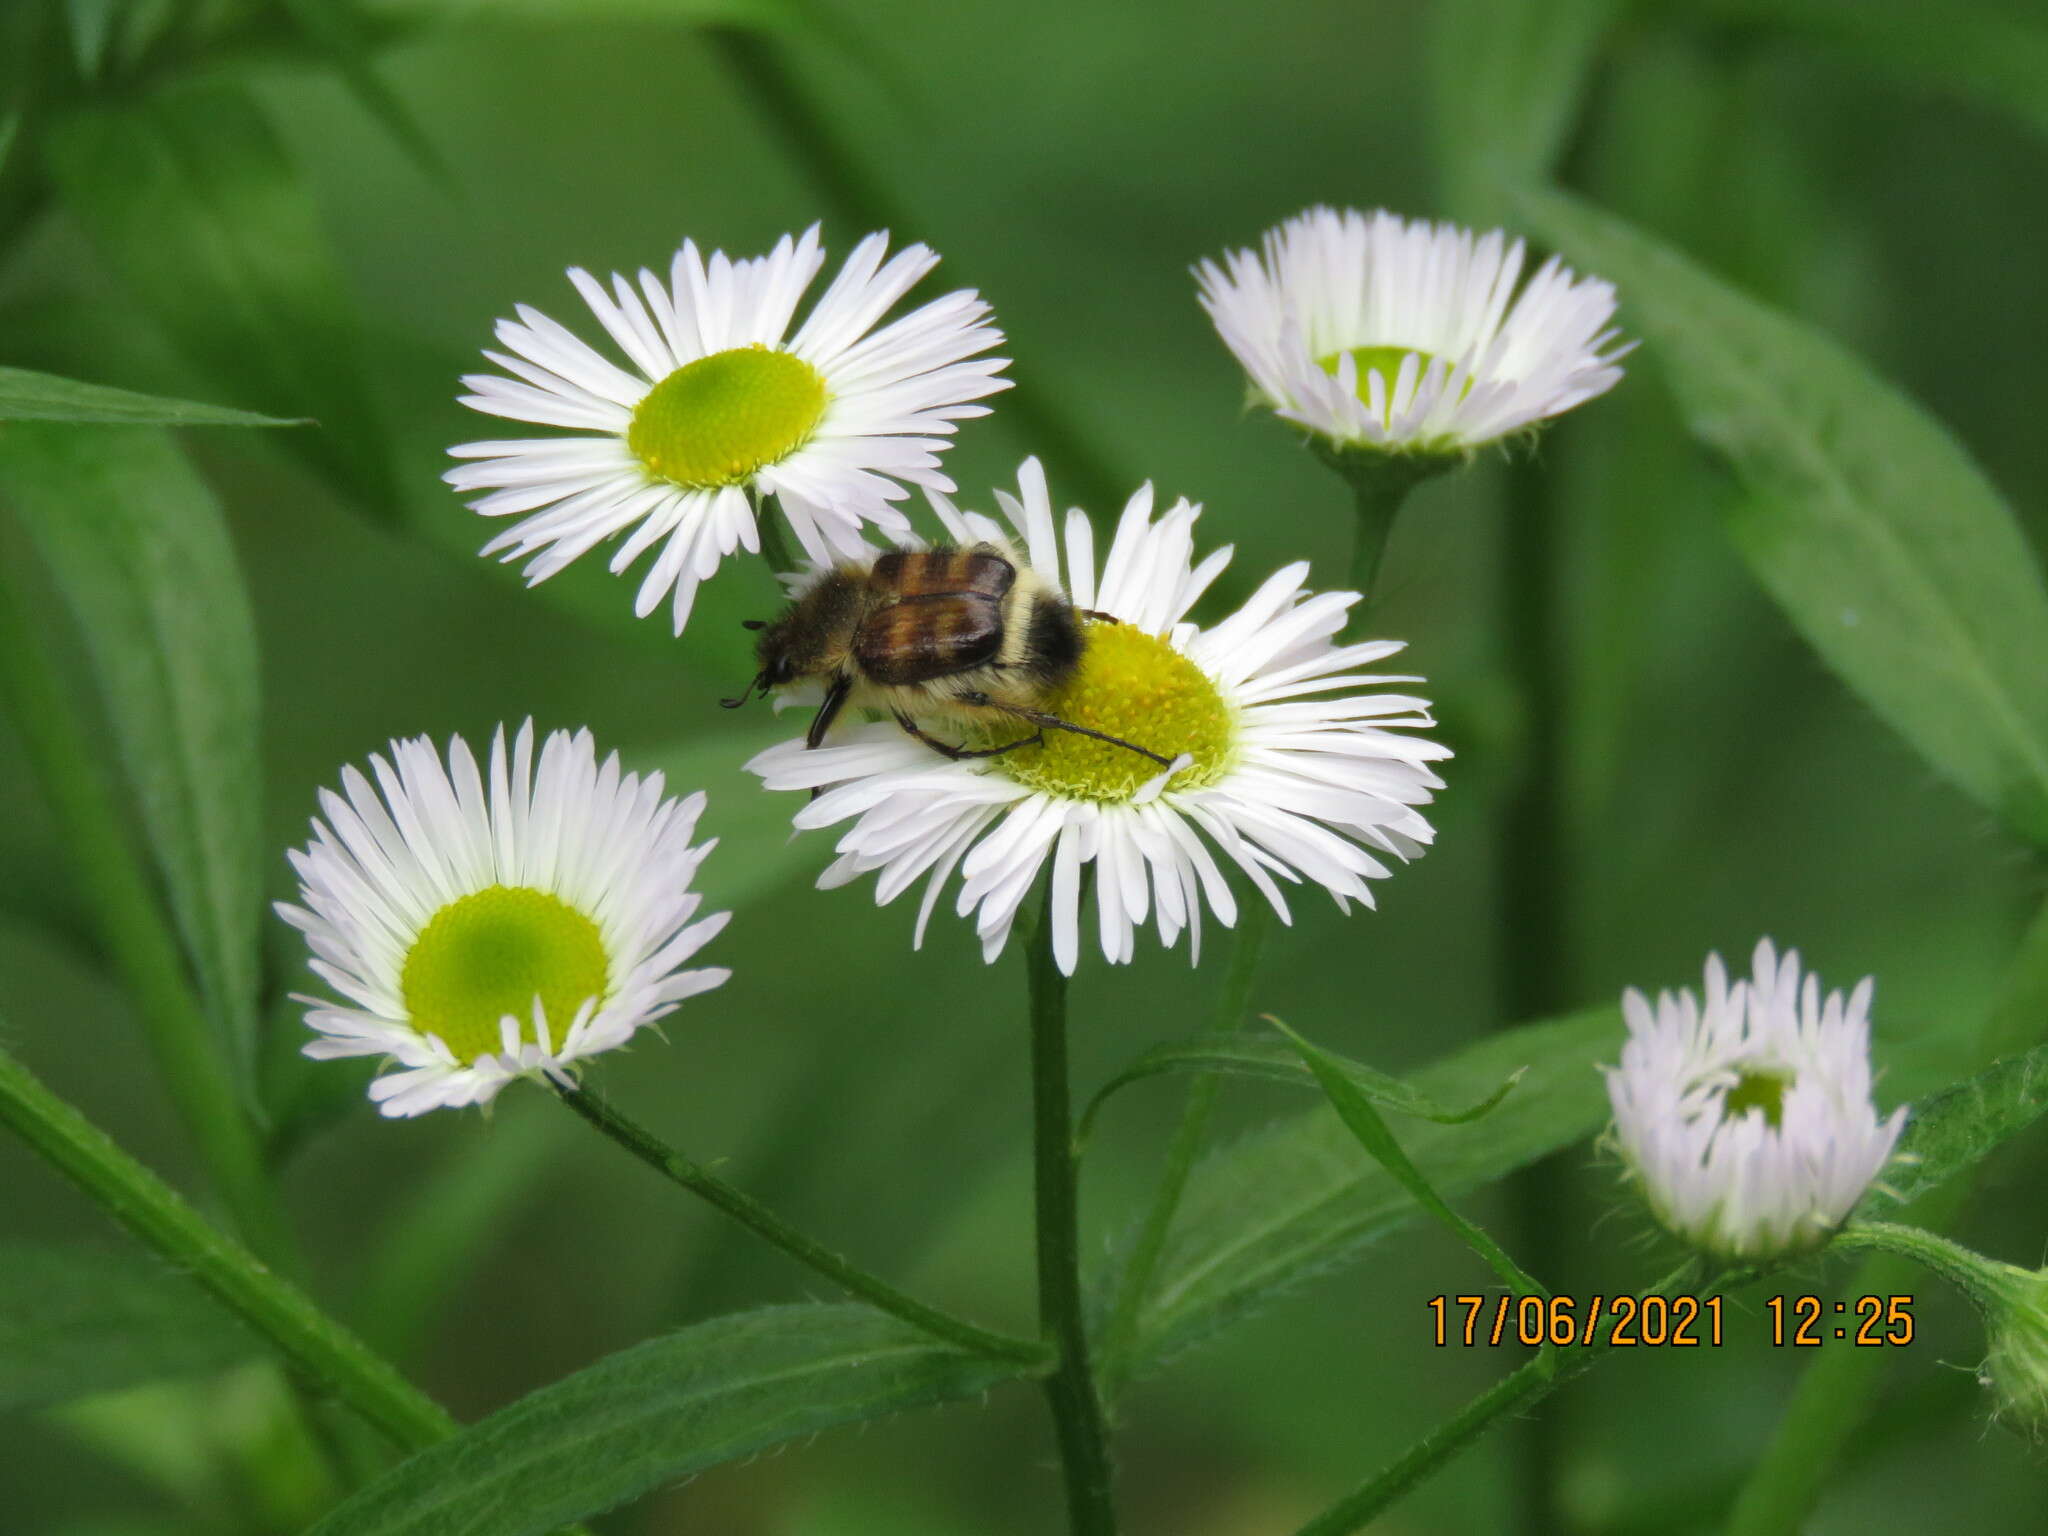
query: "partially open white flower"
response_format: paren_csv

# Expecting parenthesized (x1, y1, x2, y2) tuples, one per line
(1196, 206, 1628, 456)
(1605, 940, 1906, 1260)
(746, 458, 1449, 975)
(277, 723, 729, 1117)
(448, 227, 1009, 634)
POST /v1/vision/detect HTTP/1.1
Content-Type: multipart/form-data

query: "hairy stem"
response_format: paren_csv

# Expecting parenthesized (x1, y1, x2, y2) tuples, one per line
(1097, 897, 1269, 1401)
(1024, 879, 1119, 1533)
(553, 1080, 1044, 1365)
(0, 1041, 457, 1451)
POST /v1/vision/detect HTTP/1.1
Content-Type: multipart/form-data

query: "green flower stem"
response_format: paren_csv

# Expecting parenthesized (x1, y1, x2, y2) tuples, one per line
(1293, 1260, 1702, 1536)
(1023, 877, 1119, 1535)
(0, 558, 286, 1265)
(551, 1080, 1045, 1367)
(1726, 893, 2048, 1536)
(701, 26, 1124, 515)
(1831, 1222, 2019, 1313)
(0, 1041, 458, 1451)
(1097, 896, 1269, 1402)
(1311, 443, 1449, 628)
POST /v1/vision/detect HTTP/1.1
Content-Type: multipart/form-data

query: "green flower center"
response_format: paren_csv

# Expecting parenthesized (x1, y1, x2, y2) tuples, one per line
(1723, 1065, 1793, 1129)
(626, 344, 828, 489)
(1317, 344, 1445, 408)
(399, 886, 609, 1062)
(987, 621, 1236, 802)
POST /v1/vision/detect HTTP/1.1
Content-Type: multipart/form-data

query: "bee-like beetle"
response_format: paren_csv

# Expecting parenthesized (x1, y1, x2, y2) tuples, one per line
(725, 542, 1171, 767)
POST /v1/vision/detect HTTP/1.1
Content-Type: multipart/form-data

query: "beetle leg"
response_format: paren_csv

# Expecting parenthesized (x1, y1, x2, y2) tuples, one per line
(892, 709, 1042, 760)
(959, 692, 1172, 768)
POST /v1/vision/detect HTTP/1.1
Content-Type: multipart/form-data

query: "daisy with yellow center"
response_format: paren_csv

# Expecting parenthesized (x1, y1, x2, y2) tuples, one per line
(447, 226, 1010, 634)
(1196, 206, 1629, 457)
(746, 459, 1450, 975)
(277, 723, 729, 1117)
(1604, 940, 1907, 1261)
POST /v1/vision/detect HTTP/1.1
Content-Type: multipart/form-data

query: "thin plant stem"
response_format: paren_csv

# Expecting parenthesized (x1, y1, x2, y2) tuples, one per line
(0, 1041, 458, 1451)
(1097, 896, 1269, 1401)
(1344, 466, 1423, 620)
(1492, 446, 1572, 1536)
(552, 1080, 1045, 1366)
(1726, 892, 2048, 1534)
(1831, 1222, 2017, 1311)
(1023, 877, 1119, 1534)
(0, 557, 288, 1265)
(701, 25, 1124, 514)
(1293, 1261, 1701, 1536)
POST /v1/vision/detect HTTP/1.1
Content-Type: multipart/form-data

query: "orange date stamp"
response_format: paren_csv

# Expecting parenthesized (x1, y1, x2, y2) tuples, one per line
(1426, 1294, 1917, 1348)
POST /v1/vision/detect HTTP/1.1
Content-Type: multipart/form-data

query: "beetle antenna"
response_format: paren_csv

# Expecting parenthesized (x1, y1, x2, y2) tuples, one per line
(719, 672, 768, 709)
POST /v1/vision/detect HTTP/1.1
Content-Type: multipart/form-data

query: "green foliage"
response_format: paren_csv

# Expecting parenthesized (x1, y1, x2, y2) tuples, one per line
(1687, 0, 2048, 143)
(275, 0, 447, 180)
(0, 423, 263, 1077)
(1427, 0, 1620, 223)
(1078, 1028, 1523, 1146)
(1120, 1008, 1616, 1370)
(1523, 186, 2048, 848)
(305, 1306, 1036, 1536)
(1859, 1040, 2048, 1219)
(64, 0, 125, 81)
(0, 364, 304, 426)
(43, 83, 395, 513)
(0, 1242, 253, 1411)
(1272, 1019, 1545, 1298)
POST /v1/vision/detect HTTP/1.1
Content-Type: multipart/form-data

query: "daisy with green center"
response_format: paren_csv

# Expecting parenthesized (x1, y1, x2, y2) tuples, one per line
(447, 227, 1010, 634)
(1195, 206, 1628, 459)
(277, 723, 729, 1117)
(1604, 940, 1907, 1261)
(746, 459, 1450, 975)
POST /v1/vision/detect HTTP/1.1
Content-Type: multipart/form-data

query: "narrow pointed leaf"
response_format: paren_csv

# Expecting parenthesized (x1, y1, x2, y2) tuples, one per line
(0, 1242, 254, 1410)
(1523, 186, 2048, 847)
(277, 0, 448, 181)
(1125, 1008, 1615, 1371)
(1857, 1040, 2048, 1220)
(306, 1306, 1036, 1536)
(0, 364, 305, 426)
(65, 0, 124, 79)
(1272, 1020, 1546, 1298)
(0, 422, 263, 1076)
(44, 83, 395, 513)
(1079, 1032, 1522, 1146)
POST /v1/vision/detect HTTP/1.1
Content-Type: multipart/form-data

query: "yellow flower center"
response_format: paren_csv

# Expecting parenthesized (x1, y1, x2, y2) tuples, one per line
(399, 886, 609, 1062)
(626, 344, 828, 489)
(1317, 344, 1445, 409)
(987, 621, 1236, 802)
(1723, 1065, 1793, 1129)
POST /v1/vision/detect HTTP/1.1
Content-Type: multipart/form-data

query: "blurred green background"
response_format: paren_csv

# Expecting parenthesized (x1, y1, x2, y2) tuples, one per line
(2, 0, 2046, 1531)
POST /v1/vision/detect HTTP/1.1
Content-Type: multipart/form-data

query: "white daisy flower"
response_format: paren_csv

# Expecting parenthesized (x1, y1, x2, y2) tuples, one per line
(447, 226, 1010, 634)
(744, 458, 1450, 975)
(276, 723, 730, 1118)
(1604, 940, 1907, 1261)
(1195, 205, 1628, 456)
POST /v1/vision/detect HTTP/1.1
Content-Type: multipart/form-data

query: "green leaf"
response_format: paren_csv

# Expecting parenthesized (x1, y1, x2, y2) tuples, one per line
(1858, 1040, 2048, 1220)
(0, 364, 306, 426)
(1686, 0, 2048, 144)
(276, 0, 449, 182)
(362, 0, 803, 23)
(1271, 1020, 1546, 1298)
(65, 0, 125, 80)
(0, 1242, 253, 1411)
(1522, 186, 2048, 847)
(642, 715, 834, 913)
(44, 83, 396, 514)
(1427, 0, 1620, 222)
(306, 1306, 1034, 1536)
(1124, 1008, 1616, 1371)
(1078, 1031, 1523, 1147)
(0, 422, 263, 1078)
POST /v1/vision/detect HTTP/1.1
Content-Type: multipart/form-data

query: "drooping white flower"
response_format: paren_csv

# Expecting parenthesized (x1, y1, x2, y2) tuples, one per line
(1604, 940, 1907, 1260)
(1196, 206, 1628, 455)
(277, 723, 729, 1117)
(745, 458, 1449, 975)
(447, 227, 1009, 634)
